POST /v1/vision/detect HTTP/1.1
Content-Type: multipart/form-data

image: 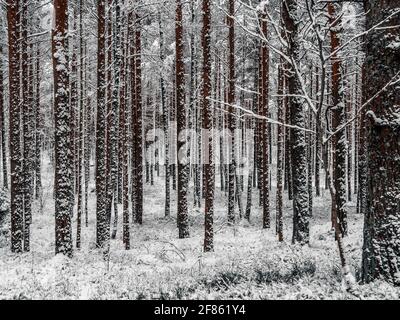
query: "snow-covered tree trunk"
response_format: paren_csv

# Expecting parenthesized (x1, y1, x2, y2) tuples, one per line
(362, 0, 400, 285)
(21, 0, 32, 252)
(202, 0, 215, 252)
(76, 0, 85, 249)
(83, 43, 90, 228)
(227, 0, 236, 226)
(358, 61, 368, 217)
(276, 60, 284, 241)
(70, 7, 78, 199)
(107, 0, 121, 240)
(158, 10, 170, 218)
(259, 6, 270, 229)
(122, 18, 129, 250)
(34, 43, 42, 201)
(176, 0, 189, 239)
(133, 10, 143, 225)
(95, 0, 108, 250)
(0, 45, 7, 190)
(328, 2, 348, 237)
(314, 66, 321, 198)
(283, 0, 310, 244)
(53, 0, 73, 257)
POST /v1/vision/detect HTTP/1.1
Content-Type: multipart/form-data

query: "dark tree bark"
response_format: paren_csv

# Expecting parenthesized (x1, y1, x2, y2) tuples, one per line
(21, 0, 33, 252)
(8, 0, 23, 253)
(276, 60, 284, 241)
(84, 44, 90, 228)
(329, 2, 348, 237)
(0, 45, 7, 190)
(283, 0, 310, 244)
(53, 0, 73, 257)
(259, 5, 270, 229)
(362, 0, 400, 285)
(96, 0, 108, 250)
(202, 0, 215, 252)
(176, 0, 190, 239)
(227, 0, 236, 225)
(158, 10, 170, 218)
(34, 43, 42, 200)
(133, 11, 143, 225)
(76, 0, 85, 249)
(122, 23, 129, 250)
(314, 66, 321, 197)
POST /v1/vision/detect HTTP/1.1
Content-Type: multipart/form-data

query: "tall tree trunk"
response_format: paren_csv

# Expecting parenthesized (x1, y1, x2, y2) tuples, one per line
(329, 2, 348, 236)
(176, 0, 190, 238)
(283, 0, 310, 244)
(0, 45, 7, 189)
(84, 44, 90, 227)
(53, 0, 73, 257)
(95, 0, 108, 250)
(202, 0, 214, 252)
(76, 0, 84, 249)
(8, 0, 24, 253)
(361, 0, 400, 285)
(227, 0, 236, 225)
(314, 66, 321, 197)
(122, 26, 129, 250)
(133, 11, 143, 225)
(34, 43, 42, 200)
(21, 0, 32, 252)
(158, 10, 170, 218)
(276, 60, 284, 241)
(260, 6, 270, 229)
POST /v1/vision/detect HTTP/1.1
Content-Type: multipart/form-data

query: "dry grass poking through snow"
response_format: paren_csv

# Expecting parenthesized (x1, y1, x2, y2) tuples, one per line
(0, 161, 399, 300)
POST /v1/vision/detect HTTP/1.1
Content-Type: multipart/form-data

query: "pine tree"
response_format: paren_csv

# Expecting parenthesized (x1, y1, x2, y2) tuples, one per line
(362, 0, 400, 285)
(7, 0, 23, 253)
(76, 0, 85, 249)
(34, 43, 42, 201)
(276, 60, 284, 241)
(133, 9, 143, 225)
(259, 4, 270, 229)
(95, 0, 108, 250)
(227, 0, 236, 226)
(282, 0, 310, 244)
(0, 45, 7, 190)
(159, 10, 170, 218)
(202, 0, 214, 252)
(176, 0, 190, 239)
(328, 2, 348, 237)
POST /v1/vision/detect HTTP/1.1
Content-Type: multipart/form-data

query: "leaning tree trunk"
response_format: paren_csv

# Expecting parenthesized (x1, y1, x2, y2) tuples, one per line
(361, 0, 400, 285)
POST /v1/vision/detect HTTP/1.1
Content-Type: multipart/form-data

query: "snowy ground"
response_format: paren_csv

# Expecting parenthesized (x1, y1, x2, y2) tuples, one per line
(0, 158, 399, 300)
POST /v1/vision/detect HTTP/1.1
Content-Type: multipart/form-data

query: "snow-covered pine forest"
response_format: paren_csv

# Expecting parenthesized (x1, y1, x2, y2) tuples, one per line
(0, 0, 399, 300)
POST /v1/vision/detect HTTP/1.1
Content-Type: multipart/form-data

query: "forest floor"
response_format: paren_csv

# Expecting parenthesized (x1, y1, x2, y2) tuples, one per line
(0, 157, 399, 300)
